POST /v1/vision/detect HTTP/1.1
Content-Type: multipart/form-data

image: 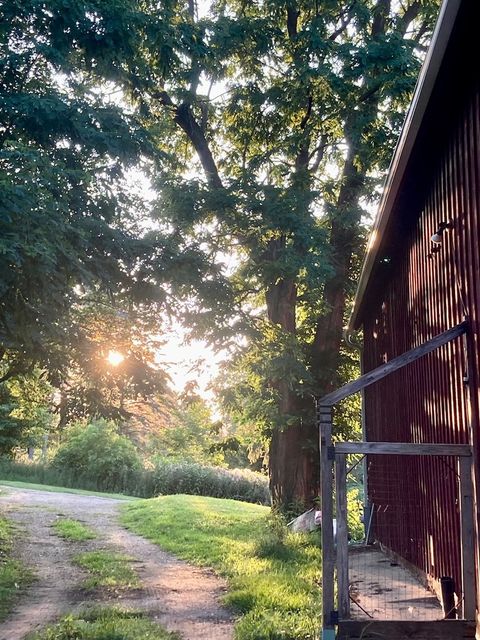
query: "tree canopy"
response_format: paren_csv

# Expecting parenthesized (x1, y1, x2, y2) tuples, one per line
(0, 0, 441, 507)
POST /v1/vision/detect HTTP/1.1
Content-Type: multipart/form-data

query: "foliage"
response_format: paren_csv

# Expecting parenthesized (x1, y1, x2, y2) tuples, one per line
(148, 395, 252, 468)
(0, 512, 32, 620)
(148, 458, 270, 504)
(0, 385, 23, 457)
(347, 486, 364, 542)
(52, 419, 142, 491)
(0, 457, 270, 504)
(27, 607, 180, 640)
(57, 301, 170, 428)
(74, 551, 139, 590)
(122, 495, 322, 640)
(52, 518, 96, 542)
(0, 366, 53, 457)
(0, 0, 157, 378)
(0, 0, 191, 453)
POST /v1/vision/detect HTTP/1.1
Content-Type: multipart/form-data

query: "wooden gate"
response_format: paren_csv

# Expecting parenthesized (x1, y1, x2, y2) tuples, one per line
(320, 438, 476, 639)
(316, 322, 477, 639)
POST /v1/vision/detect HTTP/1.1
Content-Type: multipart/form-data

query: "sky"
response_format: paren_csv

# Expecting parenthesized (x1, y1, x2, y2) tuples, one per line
(155, 326, 224, 402)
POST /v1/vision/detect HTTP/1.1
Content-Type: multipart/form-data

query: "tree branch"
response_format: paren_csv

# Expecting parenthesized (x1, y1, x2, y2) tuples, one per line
(174, 103, 223, 189)
(152, 89, 222, 188)
(371, 0, 391, 38)
(397, 0, 423, 36)
(300, 96, 313, 130)
(286, 2, 299, 38)
(328, 8, 354, 42)
(309, 139, 326, 174)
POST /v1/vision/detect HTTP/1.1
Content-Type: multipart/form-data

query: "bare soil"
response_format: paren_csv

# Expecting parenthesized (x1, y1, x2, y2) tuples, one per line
(0, 486, 234, 640)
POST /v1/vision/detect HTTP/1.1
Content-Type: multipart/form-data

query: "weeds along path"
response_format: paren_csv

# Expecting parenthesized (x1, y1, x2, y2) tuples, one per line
(0, 486, 234, 640)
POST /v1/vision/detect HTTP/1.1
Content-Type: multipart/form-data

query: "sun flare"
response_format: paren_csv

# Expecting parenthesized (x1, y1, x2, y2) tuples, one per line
(107, 350, 125, 367)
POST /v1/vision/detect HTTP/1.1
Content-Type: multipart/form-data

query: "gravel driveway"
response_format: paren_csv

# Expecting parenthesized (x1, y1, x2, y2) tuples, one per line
(0, 486, 234, 640)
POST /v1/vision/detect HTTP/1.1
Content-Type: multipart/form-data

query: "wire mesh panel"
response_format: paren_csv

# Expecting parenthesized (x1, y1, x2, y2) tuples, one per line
(331, 445, 475, 626)
(367, 453, 461, 600)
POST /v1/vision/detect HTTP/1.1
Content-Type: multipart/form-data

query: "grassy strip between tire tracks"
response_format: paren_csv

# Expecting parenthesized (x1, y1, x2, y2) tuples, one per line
(53, 517, 97, 541)
(121, 494, 322, 640)
(0, 514, 32, 621)
(26, 607, 180, 640)
(74, 550, 139, 590)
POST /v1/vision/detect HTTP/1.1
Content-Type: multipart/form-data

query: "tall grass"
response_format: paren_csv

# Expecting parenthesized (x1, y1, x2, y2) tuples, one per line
(0, 458, 270, 505)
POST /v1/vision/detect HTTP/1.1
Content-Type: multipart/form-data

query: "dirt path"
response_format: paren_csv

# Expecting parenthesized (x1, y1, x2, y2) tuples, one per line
(0, 486, 234, 640)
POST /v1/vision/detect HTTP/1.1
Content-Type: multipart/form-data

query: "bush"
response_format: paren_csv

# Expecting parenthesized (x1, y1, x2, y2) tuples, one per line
(0, 418, 270, 504)
(147, 458, 271, 504)
(52, 419, 142, 493)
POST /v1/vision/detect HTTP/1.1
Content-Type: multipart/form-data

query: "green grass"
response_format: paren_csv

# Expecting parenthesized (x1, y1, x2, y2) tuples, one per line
(121, 495, 322, 640)
(26, 607, 180, 639)
(0, 479, 138, 501)
(53, 518, 97, 541)
(74, 550, 139, 590)
(0, 514, 32, 620)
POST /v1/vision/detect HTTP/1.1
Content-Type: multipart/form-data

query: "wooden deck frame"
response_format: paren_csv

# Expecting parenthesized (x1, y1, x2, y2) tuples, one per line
(316, 321, 476, 638)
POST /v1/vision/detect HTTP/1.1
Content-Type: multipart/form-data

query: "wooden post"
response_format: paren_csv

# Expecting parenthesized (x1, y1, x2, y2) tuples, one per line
(319, 403, 336, 639)
(459, 454, 476, 620)
(336, 453, 350, 619)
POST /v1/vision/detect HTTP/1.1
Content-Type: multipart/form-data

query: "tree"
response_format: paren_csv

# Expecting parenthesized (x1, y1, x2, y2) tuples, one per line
(0, 364, 53, 456)
(119, 0, 439, 508)
(0, 0, 232, 446)
(0, 0, 156, 381)
(1, 0, 441, 509)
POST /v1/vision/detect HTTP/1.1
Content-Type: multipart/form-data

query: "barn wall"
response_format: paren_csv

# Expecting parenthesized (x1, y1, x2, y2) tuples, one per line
(362, 81, 480, 594)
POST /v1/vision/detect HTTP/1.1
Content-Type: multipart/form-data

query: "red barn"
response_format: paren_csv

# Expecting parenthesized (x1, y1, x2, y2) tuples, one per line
(320, 0, 480, 637)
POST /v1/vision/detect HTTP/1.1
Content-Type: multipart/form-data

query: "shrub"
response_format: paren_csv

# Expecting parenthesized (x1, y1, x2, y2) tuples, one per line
(0, 428, 270, 504)
(148, 458, 271, 504)
(52, 419, 142, 492)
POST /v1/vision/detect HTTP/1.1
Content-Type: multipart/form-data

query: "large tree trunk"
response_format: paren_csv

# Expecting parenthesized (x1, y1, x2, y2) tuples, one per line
(269, 419, 320, 509)
(264, 243, 320, 508)
(267, 147, 365, 510)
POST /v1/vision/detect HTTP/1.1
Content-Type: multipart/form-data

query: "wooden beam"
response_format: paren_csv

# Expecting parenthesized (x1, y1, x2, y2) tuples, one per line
(318, 322, 467, 406)
(334, 442, 472, 457)
(336, 619, 476, 639)
(319, 406, 335, 637)
(335, 454, 349, 619)
(459, 456, 476, 620)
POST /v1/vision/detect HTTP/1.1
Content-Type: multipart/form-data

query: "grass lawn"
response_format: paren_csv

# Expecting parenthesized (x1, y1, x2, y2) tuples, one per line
(26, 607, 180, 639)
(0, 480, 138, 501)
(0, 514, 32, 621)
(53, 518, 97, 541)
(74, 550, 139, 590)
(121, 494, 321, 640)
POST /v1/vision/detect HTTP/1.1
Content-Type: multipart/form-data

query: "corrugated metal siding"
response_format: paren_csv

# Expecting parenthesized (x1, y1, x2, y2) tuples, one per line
(363, 83, 480, 594)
